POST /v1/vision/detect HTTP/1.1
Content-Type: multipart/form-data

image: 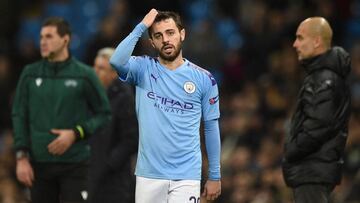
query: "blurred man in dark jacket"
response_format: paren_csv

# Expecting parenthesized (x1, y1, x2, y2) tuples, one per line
(89, 47, 138, 203)
(282, 17, 351, 203)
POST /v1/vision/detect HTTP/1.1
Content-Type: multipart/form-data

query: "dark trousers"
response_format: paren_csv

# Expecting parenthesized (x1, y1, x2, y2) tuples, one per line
(89, 167, 135, 203)
(31, 161, 89, 203)
(293, 184, 335, 203)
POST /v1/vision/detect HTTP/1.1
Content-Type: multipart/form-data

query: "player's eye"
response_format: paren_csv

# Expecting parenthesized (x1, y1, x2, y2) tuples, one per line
(154, 34, 161, 39)
(167, 31, 175, 36)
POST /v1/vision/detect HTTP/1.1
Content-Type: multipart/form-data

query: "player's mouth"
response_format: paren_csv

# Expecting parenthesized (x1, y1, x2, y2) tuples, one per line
(162, 45, 174, 54)
(41, 46, 48, 53)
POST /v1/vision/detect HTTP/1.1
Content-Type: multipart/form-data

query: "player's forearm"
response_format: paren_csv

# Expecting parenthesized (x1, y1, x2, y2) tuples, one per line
(12, 104, 30, 150)
(78, 71, 112, 138)
(12, 77, 30, 151)
(12, 118, 30, 151)
(204, 119, 221, 180)
(109, 23, 147, 75)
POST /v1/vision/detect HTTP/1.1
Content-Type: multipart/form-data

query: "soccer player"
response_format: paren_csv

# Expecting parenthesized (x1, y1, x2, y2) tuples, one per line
(109, 9, 221, 203)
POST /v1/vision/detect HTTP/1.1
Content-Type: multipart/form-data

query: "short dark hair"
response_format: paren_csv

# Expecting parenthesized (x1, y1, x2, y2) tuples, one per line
(148, 11, 184, 38)
(42, 17, 71, 37)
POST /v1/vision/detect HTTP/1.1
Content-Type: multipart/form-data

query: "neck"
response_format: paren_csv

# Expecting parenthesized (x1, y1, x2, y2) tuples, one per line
(48, 49, 69, 62)
(313, 46, 330, 57)
(158, 53, 184, 70)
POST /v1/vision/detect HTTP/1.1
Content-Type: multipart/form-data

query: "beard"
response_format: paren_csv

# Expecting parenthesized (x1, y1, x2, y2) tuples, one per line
(157, 41, 183, 62)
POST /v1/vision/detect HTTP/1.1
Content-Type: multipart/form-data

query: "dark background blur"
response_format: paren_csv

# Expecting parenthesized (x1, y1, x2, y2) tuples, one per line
(1, 0, 360, 202)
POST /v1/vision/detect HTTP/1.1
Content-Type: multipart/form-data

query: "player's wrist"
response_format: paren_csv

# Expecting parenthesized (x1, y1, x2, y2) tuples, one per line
(208, 172, 221, 181)
(72, 125, 85, 141)
(136, 23, 148, 33)
(208, 178, 221, 181)
(16, 150, 29, 161)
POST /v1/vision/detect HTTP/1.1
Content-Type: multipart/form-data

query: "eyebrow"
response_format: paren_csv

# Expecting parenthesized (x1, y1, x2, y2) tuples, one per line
(40, 33, 53, 37)
(153, 28, 176, 35)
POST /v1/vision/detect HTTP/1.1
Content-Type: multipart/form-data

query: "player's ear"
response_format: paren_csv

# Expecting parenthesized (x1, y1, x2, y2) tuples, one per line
(313, 35, 321, 49)
(63, 34, 70, 46)
(149, 38, 155, 48)
(180, 29, 185, 41)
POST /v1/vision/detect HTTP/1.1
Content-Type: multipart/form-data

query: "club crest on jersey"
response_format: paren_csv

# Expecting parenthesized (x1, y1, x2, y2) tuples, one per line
(35, 78, 42, 86)
(183, 81, 196, 94)
(81, 190, 88, 200)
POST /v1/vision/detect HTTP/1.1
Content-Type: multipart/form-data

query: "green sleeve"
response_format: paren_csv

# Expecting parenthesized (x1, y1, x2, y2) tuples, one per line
(77, 68, 111, 137)
(12, 67, 30, 151)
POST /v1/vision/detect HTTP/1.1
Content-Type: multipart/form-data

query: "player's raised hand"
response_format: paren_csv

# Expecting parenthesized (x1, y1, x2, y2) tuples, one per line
(141, 8, 158, 28)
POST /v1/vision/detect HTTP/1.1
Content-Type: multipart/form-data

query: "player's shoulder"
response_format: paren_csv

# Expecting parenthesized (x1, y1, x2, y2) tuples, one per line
(186, 60, 217, 86)
(69, 57, 97, 76)
(131, 55, 154, 62)
(23, 59, 44, 73)
(129, 55, 158, 67)
(187, 61, 208, 73)
(71, 57, 92, 70)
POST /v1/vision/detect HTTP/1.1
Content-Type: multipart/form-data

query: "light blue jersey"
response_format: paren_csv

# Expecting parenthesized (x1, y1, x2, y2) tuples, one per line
(110, 23, 221, 180)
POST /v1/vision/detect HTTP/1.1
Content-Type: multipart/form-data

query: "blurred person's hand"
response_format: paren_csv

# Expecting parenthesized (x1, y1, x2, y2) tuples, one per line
(48, 129, 76, 155)
(202, 180, 221, 201)
(16, 158, 34, 187)
(141, 9, 158, 28)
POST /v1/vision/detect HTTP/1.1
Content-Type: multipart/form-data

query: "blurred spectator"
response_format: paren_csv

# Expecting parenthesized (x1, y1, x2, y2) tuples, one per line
(0, 54, 15, 130)
(84, 15, 130, 65)
(89, 47, 138, 203)
(0, 130, 27, 203)
(220, 49, 245, 93)
(0, 0, 19, 52)
(184, 18, 225, 73)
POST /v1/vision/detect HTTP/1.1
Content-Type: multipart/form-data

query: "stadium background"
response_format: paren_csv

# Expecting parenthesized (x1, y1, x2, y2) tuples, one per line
(0, 0, 360, 202)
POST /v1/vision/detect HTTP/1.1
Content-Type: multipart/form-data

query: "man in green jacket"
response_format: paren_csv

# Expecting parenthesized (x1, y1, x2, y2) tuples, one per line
(12, 17, 111, 203)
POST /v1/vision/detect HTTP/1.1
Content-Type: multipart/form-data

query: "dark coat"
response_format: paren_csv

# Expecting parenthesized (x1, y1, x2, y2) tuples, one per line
(12, 57, 111, 162)
(282, 47, 351, 187)
(89, 79, 138, 203)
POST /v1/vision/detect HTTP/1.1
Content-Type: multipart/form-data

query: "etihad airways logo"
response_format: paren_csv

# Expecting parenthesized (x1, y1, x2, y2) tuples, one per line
(147, 92, 193, 114)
